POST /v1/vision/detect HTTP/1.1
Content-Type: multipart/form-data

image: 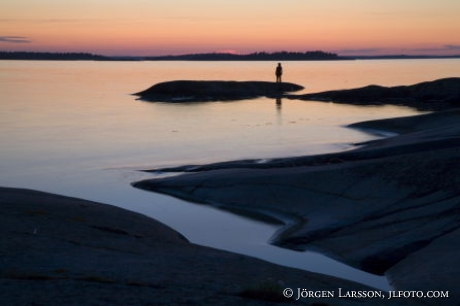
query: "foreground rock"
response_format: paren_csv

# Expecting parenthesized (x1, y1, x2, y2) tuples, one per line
(133, 110, 460, 305)
(291, 77, 460, 111)
(0, 187, 403, 306)
(134, 80, 304, 102)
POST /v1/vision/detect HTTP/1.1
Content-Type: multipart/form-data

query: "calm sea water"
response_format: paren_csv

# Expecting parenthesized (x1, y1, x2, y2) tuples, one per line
(1, 59, 460, 290)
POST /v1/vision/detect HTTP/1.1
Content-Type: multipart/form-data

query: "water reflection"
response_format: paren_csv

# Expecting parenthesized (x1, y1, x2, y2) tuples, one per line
(276, 97, 283, 125)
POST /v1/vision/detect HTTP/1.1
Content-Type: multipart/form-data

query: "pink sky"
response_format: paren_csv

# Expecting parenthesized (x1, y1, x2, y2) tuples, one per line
(2, 0, 460, 56)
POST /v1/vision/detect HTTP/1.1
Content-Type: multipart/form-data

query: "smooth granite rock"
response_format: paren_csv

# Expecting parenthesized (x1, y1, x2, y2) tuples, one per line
(133, 109, 460, 305)
(290, 77, 460, 111)
(1, 187, 405, 306)
(134, 80, 304, 102)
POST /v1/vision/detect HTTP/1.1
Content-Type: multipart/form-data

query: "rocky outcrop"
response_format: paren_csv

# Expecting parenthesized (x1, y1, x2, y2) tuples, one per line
(292, 77, 460, 111)
(1, 187, 401, 306)
(134, 78, 460, 110)
(134, 80, 304, 102)
(133, 110, 460, 304)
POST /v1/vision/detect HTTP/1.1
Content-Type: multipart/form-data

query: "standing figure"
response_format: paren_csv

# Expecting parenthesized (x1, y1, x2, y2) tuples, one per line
(275, 63, 283, 83)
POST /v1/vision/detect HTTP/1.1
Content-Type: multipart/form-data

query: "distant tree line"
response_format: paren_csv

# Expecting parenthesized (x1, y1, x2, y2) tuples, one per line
(147, 51, 341, 61)
(0, 51, 108, 60)
(2, 50, 460, 61)
(0, 50, 343, 61)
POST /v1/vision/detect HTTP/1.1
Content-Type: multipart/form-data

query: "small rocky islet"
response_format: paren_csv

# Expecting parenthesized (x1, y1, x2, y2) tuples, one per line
(134, 80, 304, 102)
(134, 77, 460, 111)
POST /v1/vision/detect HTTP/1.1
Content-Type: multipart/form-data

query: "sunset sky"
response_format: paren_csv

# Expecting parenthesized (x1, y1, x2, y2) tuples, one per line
(1, 0, 460, 56)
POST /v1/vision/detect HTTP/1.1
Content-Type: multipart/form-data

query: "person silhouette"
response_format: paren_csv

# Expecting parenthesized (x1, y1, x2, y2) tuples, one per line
(275, 63, 283, 83)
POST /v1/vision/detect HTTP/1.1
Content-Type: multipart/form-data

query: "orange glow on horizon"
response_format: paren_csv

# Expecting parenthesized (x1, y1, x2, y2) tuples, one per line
(2, 0, 460, 56)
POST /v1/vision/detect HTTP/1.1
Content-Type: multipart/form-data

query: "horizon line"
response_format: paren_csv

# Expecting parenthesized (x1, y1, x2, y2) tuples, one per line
(2, 49, 460, 59)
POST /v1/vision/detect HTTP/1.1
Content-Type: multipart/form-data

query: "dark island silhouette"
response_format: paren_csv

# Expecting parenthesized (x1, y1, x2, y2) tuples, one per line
(2, 50, 460, 61)
(134, 78, 460, 111)
(0, 50, 342, 61)
(147, 51, 342, 61)
(292, 77, 460, 111)
(134, 80, 304, 102)
(0, 51, 108, 61)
